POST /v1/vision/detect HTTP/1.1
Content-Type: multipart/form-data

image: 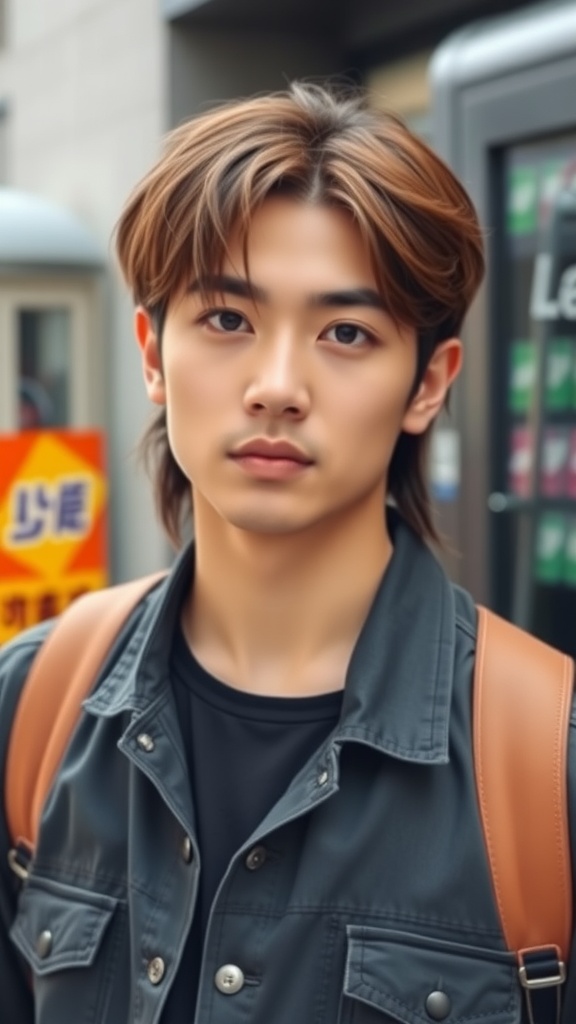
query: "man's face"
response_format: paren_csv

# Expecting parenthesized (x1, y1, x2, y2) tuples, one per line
(137, 197, 455, 538)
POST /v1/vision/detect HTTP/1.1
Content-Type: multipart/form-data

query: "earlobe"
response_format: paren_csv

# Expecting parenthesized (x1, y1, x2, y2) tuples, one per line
(402, 338, 462, 435)
(134, 306, 166, 406)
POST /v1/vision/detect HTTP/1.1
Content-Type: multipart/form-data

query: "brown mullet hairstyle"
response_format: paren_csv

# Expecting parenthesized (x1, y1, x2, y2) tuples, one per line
(115, 81, 485, 547)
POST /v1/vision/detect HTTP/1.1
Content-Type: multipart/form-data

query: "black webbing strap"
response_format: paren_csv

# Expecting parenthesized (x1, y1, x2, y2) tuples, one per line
(518, 947, 566, 1024)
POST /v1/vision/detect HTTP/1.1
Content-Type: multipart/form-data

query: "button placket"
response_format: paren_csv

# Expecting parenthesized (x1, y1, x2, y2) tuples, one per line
(245, 845, 267, 871)
(147, 956, 166, 985)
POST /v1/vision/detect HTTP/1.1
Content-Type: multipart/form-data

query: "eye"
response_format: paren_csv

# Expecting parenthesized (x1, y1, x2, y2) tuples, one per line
(323, 322, 374, 347)
(203, 309, 251, 333)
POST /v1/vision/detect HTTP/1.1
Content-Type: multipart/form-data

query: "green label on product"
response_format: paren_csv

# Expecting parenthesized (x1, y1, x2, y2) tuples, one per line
(507, 165, 539, 236)
(509, 340, 537, 414)
(545, 338, 575, 412)
(535, 512, 567, 584)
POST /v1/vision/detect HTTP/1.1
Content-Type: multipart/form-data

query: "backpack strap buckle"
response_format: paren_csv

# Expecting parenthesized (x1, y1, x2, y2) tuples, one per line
(7, 839, 32, 881)
(518, 947, 565, 1024)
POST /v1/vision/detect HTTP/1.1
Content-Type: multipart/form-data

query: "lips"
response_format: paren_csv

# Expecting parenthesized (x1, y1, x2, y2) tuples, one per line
(230, 439, 313, 464)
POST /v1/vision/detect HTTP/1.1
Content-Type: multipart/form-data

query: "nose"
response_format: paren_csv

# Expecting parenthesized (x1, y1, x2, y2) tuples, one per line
(243, 334, 310, 420)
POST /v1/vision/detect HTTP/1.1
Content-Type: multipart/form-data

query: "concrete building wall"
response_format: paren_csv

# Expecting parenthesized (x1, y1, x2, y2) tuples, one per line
(168, 25, 343, 128)
(0, 0, 170, 580)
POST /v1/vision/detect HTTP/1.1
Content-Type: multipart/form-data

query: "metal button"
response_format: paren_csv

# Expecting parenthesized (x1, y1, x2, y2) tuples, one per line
(36, 930, 53, 958)
(245, 845, 267, 871)
(137, 733, 155, 753)
(425, 990, 452, 1020)
(214, 964, 245, 994)
(181, 835, 193, 863)
(317, 769, 329, 786)
(147, 956, 166, 985)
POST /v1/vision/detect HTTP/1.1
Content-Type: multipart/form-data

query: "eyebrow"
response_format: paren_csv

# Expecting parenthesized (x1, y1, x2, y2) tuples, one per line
(312, 289, 386, 311)
(188, 275, 387, 312)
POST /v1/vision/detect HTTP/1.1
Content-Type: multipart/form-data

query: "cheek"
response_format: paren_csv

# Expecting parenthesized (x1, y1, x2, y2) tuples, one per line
(163, 350, 238, 473)
(162, 356, 205, 460)
(331, 374, 410, 459)
(165, 349, 221, 415)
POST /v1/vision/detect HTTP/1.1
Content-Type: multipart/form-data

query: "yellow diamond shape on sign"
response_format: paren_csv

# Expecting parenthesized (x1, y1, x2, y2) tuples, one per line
(0, 433, 106, 578)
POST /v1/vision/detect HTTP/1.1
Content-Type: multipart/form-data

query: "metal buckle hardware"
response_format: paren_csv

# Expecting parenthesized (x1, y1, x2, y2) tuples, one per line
(519, 962, 566, 989)
(7, 842, 31, 881)
(518, 948, 565, 1024)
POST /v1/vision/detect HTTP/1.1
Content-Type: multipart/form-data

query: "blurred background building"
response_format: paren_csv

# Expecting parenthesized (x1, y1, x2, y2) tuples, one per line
(1, 0, 575, 655)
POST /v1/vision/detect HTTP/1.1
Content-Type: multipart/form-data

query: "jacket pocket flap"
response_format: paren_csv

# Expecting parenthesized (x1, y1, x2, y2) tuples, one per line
(344, 926, 521, 1024)
(10, 876, 117, 976)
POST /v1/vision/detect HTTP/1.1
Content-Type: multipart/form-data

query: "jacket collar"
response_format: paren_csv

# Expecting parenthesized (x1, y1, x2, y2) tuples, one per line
(84, 546, 193, 716)
(336, 511, 455, 764)
(86, 512, 455, 765)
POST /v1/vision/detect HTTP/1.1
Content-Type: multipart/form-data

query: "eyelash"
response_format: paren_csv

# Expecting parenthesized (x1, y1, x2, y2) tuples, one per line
(200, 309, 251, 333)
(322, 323, 376, 347)
(198, 307, 378, 348)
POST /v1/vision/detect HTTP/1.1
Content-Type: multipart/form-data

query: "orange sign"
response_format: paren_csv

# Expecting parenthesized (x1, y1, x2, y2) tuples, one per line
(0, 430, 108, 645)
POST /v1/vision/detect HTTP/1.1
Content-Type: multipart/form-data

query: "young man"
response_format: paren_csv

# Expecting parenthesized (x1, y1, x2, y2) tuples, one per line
(0, 83, 574, 1024)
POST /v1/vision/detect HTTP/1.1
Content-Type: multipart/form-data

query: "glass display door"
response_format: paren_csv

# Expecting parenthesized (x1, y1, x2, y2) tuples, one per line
(0, 280, 104, 433)
(17, 307, 72, 428)
(491, 136, 576, 656)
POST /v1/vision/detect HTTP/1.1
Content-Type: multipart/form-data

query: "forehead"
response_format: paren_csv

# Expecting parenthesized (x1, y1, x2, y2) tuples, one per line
(223, 197, 378, 291)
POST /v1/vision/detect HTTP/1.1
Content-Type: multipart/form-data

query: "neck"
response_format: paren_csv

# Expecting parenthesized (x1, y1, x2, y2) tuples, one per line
(182, 492, 393, 696)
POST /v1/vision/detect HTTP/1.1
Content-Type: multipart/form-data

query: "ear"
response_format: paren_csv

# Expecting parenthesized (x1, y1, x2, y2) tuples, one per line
(402, 338, 462, 435)
(134, 306, 166, 405)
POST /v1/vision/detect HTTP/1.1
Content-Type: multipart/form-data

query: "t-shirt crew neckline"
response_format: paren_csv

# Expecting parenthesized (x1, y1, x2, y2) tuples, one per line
(171, 624, 344, 723)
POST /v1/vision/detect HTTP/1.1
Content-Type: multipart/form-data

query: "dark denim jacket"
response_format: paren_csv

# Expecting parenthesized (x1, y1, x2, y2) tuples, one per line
(1, 517, 576, 1024)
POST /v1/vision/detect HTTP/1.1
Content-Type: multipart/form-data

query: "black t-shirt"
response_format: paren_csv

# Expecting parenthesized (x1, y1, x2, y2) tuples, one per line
(162, 625, 343, 1023)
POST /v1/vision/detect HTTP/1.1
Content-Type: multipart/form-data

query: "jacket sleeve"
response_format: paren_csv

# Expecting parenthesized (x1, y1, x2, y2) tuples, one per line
(0, 624, 54, 1024)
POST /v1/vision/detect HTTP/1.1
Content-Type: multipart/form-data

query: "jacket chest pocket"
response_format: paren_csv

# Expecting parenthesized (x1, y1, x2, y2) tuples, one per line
(338, 926, 521, 1024)
(10, 875, 123, 1024)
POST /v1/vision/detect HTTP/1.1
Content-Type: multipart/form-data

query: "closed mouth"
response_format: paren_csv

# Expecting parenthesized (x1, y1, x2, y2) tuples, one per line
(230, 440, 313, 464)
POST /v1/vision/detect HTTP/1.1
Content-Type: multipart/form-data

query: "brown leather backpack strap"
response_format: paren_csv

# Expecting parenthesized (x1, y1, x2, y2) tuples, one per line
(5, 573, 166, 861)
(474, 605, 574, 961)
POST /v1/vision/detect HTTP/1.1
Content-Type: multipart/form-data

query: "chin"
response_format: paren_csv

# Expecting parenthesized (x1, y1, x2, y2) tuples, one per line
(231, 516, 309, 536)
(223, 505, 317, 536)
